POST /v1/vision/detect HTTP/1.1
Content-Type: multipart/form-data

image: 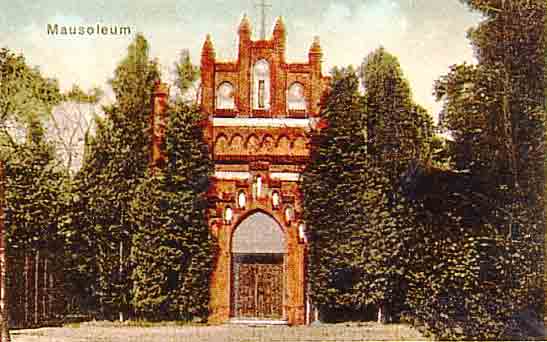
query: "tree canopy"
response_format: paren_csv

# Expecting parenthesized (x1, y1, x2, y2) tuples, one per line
(129, 102, 214, 320)
(66, 33, 159, 318)
(303, 52, 433, 322)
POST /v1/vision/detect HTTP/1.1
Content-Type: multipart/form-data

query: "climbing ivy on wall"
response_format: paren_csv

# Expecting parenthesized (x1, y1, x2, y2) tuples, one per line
(129, 103, 214, 320)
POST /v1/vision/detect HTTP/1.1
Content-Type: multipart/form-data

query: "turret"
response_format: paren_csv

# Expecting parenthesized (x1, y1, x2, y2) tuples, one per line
(238, 14, 252, 44)
(273, 17, 286, 62)
(150, 80, 169, 170)
(308, 36, 322, 69)
(308, 36, 323, 116)
(200, 34, 215, 115)
(238, 14, 252, 114)
(201, 34, 216, 65)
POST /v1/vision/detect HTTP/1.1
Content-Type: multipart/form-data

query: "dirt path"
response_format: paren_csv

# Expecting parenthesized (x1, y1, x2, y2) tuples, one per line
(11, 322, 427, 342)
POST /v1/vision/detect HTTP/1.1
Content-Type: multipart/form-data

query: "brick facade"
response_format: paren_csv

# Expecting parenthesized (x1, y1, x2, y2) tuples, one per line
(151, 15, 329, 325)
(200, 16, 329, 325)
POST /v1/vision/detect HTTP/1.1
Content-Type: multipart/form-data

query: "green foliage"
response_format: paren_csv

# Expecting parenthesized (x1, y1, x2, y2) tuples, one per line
(545, 14, 547, 320)
(435, 63, 509, 174)
(64, 84, 103, 104)
(0, 48, 71, 328)
(303, 67, 369, 311)
(429, 135, 453, 168)
(66, 33, 159, 317)
(109, 34, 159, 116)
(303, 60, 432, 321)
(412, 0, 546, 338)
(0, 48, 62, 148)
(64, 36, 213, 320)
(129, 104, 214, 320)
(173, 49, 199, 103)
(361, 47, 433, 176)
(5, 120, 67, 253)
(401, 167, 525, 340)
(4, 120, 69, 324)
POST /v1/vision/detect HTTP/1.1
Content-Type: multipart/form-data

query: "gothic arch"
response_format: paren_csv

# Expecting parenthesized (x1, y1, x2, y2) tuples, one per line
(214, 134, 229, 154)
(262, 134, 275, 153)
(276, 135, 291, 155)
(252, 59, 271, 110)
(245, 134, 260, 153)
(231, 210, 286, 254)
(216, 81, 235, 109)
(229, 134, 244, 154)
(287, 82, 306, 110)
(292, 135, 308, 155)
(276, 135, 290, 149)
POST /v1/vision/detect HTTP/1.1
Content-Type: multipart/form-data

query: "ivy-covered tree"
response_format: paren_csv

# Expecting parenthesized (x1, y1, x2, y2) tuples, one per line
(0, 48, 66, 336)
(303, 67, 369, 318)
(358, 49, 433, 322)
(304, 53, 433, 322)
(4, 120, 69, 328)
(361, 47, 433, 176)
(0, 47, 62, 148)
(416, 0, 546, 338)
(439, 0, 545, 313)
(129, 102, 214, 320)
(62, 115, 113, 315)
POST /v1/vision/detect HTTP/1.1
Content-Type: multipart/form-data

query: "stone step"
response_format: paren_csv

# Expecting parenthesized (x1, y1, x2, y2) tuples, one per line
(228, 318, 289, 326)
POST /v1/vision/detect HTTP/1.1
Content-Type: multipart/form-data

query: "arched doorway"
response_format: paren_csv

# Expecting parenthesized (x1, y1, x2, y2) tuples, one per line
(231, 211, 286, 320)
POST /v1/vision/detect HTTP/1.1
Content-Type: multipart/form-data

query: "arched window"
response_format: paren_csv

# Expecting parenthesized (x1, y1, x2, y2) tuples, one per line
(298, 223, 307, 243)
(224, 206, 233, 224)
(284, 205, 294, 225)
(253, 59, 270, 110)
(252, 175, 263, 198)
(271, 191, 280, 209)
(287, 82, 306, 110)
(216, 82, 235, 109)
(237, 191, 246, 209)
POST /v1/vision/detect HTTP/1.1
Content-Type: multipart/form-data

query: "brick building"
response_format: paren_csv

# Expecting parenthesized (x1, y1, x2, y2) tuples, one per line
(151, 14, 330, 325)
(200, 15, 329, 325)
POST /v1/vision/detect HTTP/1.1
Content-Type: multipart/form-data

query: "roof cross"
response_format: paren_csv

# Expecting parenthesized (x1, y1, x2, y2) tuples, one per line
(256, 0, 271, 40)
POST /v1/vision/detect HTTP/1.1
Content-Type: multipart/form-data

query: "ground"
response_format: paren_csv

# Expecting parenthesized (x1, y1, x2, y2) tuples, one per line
(11, 321, 427, 342)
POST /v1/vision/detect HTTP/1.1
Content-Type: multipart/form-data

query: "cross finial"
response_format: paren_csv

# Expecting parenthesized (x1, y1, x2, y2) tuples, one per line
(256, 0, 271, 40)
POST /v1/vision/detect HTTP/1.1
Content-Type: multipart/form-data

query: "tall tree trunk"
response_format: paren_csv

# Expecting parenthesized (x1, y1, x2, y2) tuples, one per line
(34, 251, 38, 326)
(377, 303, 388, 324)
(119, 240, 124, 323)
(0, 161, 11, 341)
(43, 257, 47, 320)
(377, 305, 382, 323)
(24, 254, 29, 325)
(48, 273, 53, 321)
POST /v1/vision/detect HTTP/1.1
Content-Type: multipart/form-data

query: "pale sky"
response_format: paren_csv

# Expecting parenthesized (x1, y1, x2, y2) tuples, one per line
(0, 0, 482, 122)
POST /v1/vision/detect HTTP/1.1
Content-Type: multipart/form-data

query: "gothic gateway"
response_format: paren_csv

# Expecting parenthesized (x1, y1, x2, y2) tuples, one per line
(151, 15, 329, 325)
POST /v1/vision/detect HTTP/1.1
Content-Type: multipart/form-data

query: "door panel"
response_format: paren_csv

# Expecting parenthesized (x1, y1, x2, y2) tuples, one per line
(236, 263, 257, 317)
(233, 254, 283, 319)
(256, 263, 283, 318)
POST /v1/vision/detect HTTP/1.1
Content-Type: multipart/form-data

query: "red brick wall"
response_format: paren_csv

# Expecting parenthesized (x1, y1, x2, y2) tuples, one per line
(198, 17, 330, 326)
(200, 18, 329, 119)
(150, 82, 169, 170)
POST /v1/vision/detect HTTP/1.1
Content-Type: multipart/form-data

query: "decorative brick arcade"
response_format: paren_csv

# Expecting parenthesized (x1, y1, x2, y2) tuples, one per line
(200, 15, 330, 325)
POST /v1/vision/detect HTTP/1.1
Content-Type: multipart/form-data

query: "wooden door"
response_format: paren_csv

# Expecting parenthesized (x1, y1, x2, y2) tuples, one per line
(233, 255, 283, 319)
